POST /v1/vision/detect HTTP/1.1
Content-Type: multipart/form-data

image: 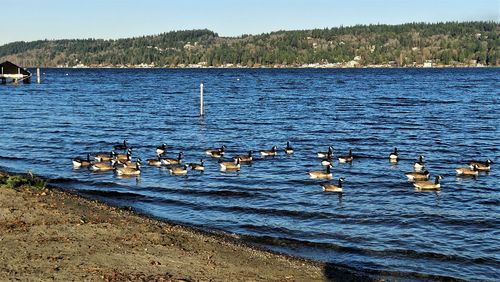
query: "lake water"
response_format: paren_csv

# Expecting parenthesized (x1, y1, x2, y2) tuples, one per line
(0, 68, 499, 281)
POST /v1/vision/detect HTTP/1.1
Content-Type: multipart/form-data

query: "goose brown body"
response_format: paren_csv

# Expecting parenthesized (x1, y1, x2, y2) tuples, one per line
(220, 159, 241, 171)
(91, 161, 115, 171)
(115, 149, 132, 163)
(468, 160, 492, 171)
(405, 170, 430, 182)
(169, 165, 188, 175)
(234, 151, 253, 163)
(205, 145, 226, 158)
(95, 152, 115, 162)
(309, 166, 332, 179)
(456, 165, 479, 176)
(116, 163, 141, 176)
(72, 154, 92, 167)
(123, 158, 141, 168)
(147, 156, 162, 167)
(317, 146, 333, 158)
(338, 150, 353, 163)
(189, 159, 205, 171)
(321, 178, 345, 192)
(413, 176, 442, 190)
(161, 152, 183, 165)
(260, 146, 278, 156)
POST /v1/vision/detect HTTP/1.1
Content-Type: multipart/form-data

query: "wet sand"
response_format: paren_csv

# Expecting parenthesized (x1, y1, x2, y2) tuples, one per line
(0, 171, 374, 281)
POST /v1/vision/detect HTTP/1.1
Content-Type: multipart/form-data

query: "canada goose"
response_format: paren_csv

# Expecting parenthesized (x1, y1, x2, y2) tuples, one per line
(122, 158, 142, 168)
(413, 175, 442, 190)
(115, 149, 132, 163)
(114, 140, 128, 150)
(338, 150, 353, 163)
(211, 150, 224, 158)
(206, 145, 226, 158)
(189, 159, 205, 171)
(95, 151, 115, 162)
(220, 158, 241, 171)
(389, 148, 399, 163)
(260, 146, 278, 157)
(147, 155, 163, 167)
(284, 142, 294, 154)
(161, 152, 183, 165)
(456, 165, 479, 176)
(123, 158, 142, 168)
(309, 165, 332, 179)
(234, 151, 253, 163)
(414, 155, 425, 171)
(116, 162, 141, 176)
(404, 170, 430, 182)
(91, 161, 116, 172)
(321, 178, 345, 192)
(317, 146, 333, 158)
(169, 165, 188, 176)
(156, 143, 167, 156)
(115, 154, 132, 165)
(321, 156, 334, 167)
(468, 159, 492, 171)
(72, 153, 92, 168)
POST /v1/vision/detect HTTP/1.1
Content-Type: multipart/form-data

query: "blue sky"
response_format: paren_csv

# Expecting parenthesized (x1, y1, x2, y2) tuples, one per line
(0, 0, 497, 45)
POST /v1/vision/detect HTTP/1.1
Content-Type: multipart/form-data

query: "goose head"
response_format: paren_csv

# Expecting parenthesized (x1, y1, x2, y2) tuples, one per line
(337, 177, 345, 187)
(435, 175, 443, 184)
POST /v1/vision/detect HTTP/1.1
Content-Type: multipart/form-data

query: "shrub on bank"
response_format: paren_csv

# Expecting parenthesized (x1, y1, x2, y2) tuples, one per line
(0, 171, 47, 189)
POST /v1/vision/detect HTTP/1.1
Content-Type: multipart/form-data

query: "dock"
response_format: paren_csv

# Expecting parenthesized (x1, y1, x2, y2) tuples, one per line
(0, 61, 32, 84)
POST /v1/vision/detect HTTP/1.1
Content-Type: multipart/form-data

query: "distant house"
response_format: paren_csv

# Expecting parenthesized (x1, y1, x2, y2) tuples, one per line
(0, 61, 31, 84)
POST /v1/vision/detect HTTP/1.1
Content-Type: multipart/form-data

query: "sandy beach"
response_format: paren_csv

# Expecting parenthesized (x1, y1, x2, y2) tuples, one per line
(0, 171, 372, 281)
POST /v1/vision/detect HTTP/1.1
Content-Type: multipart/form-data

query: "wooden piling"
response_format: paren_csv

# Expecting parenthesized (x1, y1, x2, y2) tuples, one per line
(200, 82, 205, 116)
(37, 68, 41, 84)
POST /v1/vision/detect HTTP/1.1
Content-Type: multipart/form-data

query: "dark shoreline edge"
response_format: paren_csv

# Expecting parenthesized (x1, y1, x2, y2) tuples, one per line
(26, 66, 499, 70)
(0, 167, 466, 281)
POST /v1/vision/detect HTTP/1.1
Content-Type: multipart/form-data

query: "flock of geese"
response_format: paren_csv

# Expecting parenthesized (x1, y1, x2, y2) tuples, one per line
(72, 140, 493, 193)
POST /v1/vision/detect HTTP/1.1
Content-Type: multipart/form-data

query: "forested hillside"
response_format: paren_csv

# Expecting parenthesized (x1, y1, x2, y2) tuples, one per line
(0, 22, 497, 67)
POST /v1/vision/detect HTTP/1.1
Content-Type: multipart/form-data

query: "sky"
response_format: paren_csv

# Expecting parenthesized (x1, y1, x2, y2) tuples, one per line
(0, 0, 498, 45)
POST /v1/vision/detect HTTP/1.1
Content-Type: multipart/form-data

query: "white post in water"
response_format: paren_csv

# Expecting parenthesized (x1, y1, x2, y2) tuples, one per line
(200, 82, 205, 116)
(36, 68, 41, 84)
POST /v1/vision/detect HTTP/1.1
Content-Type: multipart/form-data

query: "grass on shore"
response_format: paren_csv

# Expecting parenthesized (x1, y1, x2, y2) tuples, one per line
(0, 170, 47, 189)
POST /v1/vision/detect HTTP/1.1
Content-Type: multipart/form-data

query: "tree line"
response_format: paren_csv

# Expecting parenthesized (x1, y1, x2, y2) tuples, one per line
(0, 22, 497, 67)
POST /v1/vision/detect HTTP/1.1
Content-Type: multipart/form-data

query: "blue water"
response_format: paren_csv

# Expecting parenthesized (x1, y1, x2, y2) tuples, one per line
(0, 68, 499, 281)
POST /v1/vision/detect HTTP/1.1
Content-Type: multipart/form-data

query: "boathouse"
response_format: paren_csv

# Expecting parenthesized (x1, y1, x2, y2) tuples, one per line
(0, 61, 31, 84)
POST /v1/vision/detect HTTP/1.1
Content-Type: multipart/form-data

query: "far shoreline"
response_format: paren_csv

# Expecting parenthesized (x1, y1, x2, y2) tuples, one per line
(27, 65, 498, 70)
